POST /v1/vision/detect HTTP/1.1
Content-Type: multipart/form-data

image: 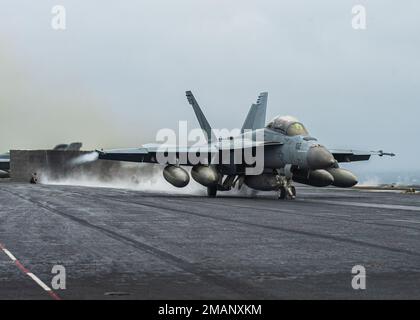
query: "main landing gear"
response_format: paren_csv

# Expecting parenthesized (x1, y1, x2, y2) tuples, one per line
(277, 175, 296, 200)
(207, 186, 217, 198)
(206, 174, 237, 198)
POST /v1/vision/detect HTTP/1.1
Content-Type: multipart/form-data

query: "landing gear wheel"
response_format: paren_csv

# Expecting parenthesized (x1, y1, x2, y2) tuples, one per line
(278, 186, 296, 200)
(207, 186, 217, 198)
(278, 187, 286, 200)
(290, 186, 296, 199)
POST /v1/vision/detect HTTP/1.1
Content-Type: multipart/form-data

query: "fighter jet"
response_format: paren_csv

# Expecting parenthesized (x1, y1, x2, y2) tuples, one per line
(97, 91, 394, 199)
(0, 152, 10, 178)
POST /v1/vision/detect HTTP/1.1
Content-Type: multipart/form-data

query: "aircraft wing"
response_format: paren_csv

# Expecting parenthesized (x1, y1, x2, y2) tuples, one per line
(216, 139, 283, 150)
(97, 148, 152, 163)
(330, 149, 395, 163)
(97, 144, 219, 165)
(97, 140, 283, 165)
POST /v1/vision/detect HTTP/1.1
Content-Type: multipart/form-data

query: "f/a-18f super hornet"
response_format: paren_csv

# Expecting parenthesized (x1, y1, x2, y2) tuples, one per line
(97, 91, 394, 199)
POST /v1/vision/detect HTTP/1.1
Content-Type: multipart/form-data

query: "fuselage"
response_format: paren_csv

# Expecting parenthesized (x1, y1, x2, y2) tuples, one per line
(224, 116, 357, 190)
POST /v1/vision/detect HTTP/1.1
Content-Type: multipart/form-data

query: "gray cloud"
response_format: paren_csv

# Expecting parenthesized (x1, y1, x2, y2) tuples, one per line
(0, 0, 418, 173)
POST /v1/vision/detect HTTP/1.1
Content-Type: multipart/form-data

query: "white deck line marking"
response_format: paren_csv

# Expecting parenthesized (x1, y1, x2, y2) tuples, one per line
(0, 242, 60, 300)
(307, 200, 420, 212)
(27, 273, 52, 291)
(388, 219, 420, 224)
(2, 249, 17, 261)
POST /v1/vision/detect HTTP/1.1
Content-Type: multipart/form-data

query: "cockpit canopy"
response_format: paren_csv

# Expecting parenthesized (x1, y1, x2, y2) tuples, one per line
(266, 115, 309, 136)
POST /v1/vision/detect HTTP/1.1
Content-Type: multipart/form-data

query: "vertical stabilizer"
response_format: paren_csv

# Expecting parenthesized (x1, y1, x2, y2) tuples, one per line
(186, 91, 216, 143)
(241, 92, 268, 132)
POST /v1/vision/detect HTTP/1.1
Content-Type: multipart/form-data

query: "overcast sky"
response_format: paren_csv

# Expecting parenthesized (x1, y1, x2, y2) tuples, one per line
(0, 0, 418, 172)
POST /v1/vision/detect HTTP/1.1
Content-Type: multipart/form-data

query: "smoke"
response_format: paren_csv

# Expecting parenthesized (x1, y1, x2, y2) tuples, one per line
(357, 176, 382, 187)
(39, 157, 261, 196)
(69, 152, 99, 166)
(40, 162, 207, 195)
(357, 173, 420, 187)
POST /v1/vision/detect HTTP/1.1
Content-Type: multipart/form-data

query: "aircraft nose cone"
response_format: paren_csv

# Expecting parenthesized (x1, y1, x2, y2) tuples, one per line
(307, 146, 335, 170)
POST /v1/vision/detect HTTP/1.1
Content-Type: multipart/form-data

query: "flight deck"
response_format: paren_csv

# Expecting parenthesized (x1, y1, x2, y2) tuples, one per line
(0, 182, 419, 299)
